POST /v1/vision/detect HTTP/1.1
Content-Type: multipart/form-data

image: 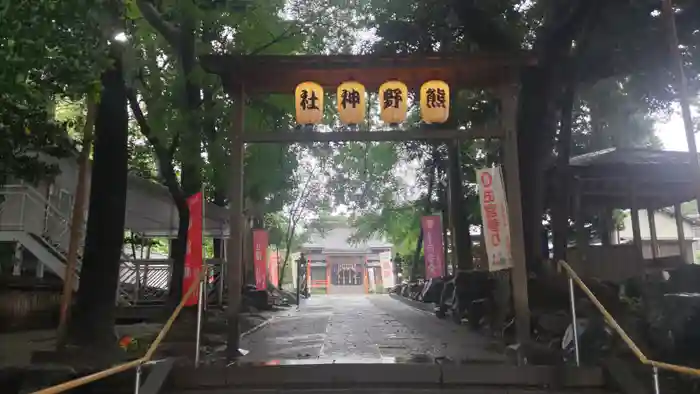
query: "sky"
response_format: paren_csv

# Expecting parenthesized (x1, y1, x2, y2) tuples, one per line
(656, 103, 700, 151)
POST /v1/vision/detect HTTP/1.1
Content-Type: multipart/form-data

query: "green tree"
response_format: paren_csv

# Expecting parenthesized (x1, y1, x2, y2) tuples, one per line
(353, 0, 700, 272)
(123, 0, 310, 303)
(0, 0, 107, 185)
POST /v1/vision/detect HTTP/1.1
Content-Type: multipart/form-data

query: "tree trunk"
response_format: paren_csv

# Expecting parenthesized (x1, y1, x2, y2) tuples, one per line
(448, 141, 472, 270)
(166, 16, 202, 308)
(517, 1, 603, 274)
(439, 186, 450, 273)
(70, 52, 128, 348)
(411, 149, 438, 280)
(167, 206, 188, 309)
(552, 73, 577, 262)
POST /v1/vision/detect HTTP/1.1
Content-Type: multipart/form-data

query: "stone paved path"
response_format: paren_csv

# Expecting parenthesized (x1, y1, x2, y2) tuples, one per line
(239, 294, 506, 364)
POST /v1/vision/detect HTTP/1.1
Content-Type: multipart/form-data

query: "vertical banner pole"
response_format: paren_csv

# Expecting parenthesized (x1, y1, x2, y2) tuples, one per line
(296, 257, 302, 306)
(499, 86, 531, 348)
(195, 186, 205, 367)
(306, 258, 311, 295)
(325, 258, 330, 294)
(195, 281, 204, 367)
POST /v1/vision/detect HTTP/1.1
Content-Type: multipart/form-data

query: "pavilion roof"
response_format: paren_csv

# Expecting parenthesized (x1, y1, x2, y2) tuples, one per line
(548, 148, 698, 210)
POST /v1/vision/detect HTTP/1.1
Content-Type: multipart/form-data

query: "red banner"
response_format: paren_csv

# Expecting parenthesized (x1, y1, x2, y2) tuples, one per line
(421, 215, 445, 279)
(183, 192, 203, 306)
(268, 249, 279, 288)
(253, 230, 268, 290)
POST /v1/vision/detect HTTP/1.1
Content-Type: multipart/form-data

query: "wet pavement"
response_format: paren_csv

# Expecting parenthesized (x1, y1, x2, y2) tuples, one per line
(239, 294, 506, 364)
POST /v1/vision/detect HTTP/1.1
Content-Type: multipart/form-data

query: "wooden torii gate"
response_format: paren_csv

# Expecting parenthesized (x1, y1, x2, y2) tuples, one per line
(200, 53, 536, 360)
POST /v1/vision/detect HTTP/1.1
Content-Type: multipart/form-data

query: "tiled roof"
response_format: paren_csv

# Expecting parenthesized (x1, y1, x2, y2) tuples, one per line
(302, 226, 392, 251)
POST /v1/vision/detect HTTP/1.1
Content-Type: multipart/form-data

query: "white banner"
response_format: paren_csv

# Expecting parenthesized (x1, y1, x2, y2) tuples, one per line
(379, 251, 395, 288)
(476, 166, 513, 271)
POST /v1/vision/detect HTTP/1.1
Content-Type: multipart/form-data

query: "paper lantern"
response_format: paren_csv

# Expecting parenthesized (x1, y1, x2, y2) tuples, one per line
(337, 81, 366, 125)
(420, 80, 450, 124)
(378, 80, 408, 125)
(295, 82, 324, 125)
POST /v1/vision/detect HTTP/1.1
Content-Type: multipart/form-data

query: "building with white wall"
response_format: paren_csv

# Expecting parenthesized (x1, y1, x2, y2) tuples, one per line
(615, 209, 698, 264)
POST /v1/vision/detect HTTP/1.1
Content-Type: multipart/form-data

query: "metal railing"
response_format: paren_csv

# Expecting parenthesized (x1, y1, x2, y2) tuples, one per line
(559, 259, 700, 394)
(0, 184, 85, 270)
(116, 259, 225, 306)
(31, 268, 208, 394)
(118, 260, 172, 305)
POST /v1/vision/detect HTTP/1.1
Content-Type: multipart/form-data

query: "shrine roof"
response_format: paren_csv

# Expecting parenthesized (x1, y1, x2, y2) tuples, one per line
(547, 148, 698, 210)
(302, 226, 392, 252)
(569, 147, 695, 167)
(200, 52, 536, 94)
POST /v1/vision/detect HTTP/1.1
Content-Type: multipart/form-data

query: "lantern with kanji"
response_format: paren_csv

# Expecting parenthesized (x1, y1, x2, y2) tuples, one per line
(295, 82, 324, 125)
(420, 80, 450, 124)
(337, 81, 366, 125)
(378, 80, 408, 125)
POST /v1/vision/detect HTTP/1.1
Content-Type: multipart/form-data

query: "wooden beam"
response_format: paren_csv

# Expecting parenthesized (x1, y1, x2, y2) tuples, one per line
(647, 209, 659, 260)
(242, 127, 501, 143)
(630, 192, 642, 252)
(226, 86, 245, 361)
(674, 203, 688, 263)
(201, 52, 536, 94)
(580, 190, 693, 198)
(574, 180, 587, 256)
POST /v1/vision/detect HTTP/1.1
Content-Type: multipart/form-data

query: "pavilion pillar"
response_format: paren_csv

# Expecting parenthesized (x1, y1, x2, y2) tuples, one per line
(573, 180, 587, 260)
(551, 170, 571, 262)
(218, 239, 226, 307)
(226, 85, 246, 361)
(599, 207, 613, 247)
(630, 191, 642, 253)
(674, 203, 688, 263)
(499, 87, 530, 347)
(647, 209, 659, 260)
(326, 257, 330, 294)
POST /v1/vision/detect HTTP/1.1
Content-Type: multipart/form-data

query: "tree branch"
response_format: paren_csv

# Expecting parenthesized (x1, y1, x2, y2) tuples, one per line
(168, 131, 180, 160)
(135, 0, 180, 47)
(449, 0, 520, 51)
(248, 24, 299, 55)
(125, 87, 186, 205)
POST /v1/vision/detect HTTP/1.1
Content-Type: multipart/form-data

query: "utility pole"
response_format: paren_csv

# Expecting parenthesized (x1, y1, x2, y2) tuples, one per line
(661, 0, 700, 214)
(57, 93, 97, 347)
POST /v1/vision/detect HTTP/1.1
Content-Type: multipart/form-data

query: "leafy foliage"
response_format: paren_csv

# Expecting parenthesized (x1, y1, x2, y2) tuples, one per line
(0, 0, 108, 183)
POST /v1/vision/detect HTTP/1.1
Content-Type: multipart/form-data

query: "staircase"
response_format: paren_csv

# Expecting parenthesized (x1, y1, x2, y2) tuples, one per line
(0, 184, 83, 288)
(0, 184, 157, 306)
(158, 363, 616, 393)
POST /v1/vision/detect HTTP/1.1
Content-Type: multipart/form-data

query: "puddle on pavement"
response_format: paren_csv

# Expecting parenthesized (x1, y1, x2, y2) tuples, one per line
(235, 354, 445, 365)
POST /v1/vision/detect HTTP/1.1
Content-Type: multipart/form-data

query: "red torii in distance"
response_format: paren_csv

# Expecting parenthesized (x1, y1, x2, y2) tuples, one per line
(200, 51, 536, 360)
